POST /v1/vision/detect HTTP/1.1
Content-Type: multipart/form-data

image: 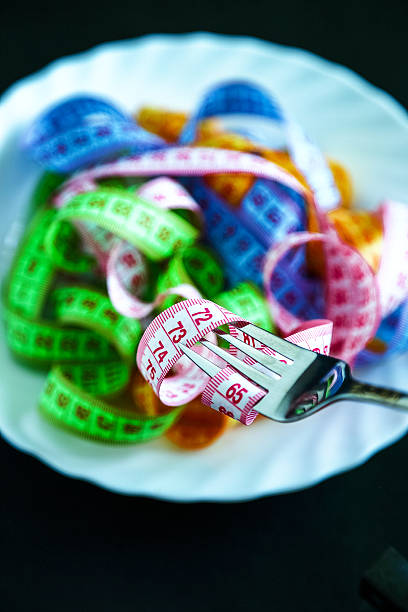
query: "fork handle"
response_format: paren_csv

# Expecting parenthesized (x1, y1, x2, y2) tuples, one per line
(347, 380, 408, 412)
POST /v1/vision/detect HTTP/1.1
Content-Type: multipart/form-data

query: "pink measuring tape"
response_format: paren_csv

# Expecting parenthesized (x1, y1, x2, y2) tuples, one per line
(136, 298, 332, 424)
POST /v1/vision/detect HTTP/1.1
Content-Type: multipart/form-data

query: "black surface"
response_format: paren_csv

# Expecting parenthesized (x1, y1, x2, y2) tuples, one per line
(1, 2, 408, 611)
(361, 547, 408, 611)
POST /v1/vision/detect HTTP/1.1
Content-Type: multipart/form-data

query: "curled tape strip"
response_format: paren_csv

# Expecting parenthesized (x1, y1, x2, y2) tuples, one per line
(47, 188, 199, 267)
(50, 287, 142, 363)
(54, 142, 408, 363)
(179, 81, 340, 210)
(23, 96, 166, 173)
(6, 209, 56, 319)
(54, 146, 306, 206)
(136, 297, 332, 424)
(39, 366, 182, 443)
(5, 308, 116, 365)
(4, 180, 184, 442)
(6, 80, 408, 449)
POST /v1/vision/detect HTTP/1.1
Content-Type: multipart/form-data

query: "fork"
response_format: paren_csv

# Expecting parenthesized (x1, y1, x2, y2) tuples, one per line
(179, 323, 408, 422)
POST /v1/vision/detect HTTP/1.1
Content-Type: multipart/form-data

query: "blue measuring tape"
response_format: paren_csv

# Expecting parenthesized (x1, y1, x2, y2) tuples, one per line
(179, 81, 284, 144)
(22, 96, 166, 173)
(179, 80, 340, 211)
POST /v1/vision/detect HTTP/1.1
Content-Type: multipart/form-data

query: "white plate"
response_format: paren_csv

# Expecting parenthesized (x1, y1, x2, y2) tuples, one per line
(1, 32, 408, 501)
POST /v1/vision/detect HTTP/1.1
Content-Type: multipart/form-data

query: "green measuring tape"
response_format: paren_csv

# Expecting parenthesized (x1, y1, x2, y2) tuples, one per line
(6, 209, 56, 319)
(157, 244, 224, 311)
(50, 286, 141, 363)
(216, 281, 275, 331)
(29, 171, 66, 214)
(2, 177, 187, 442)
(4, 308, 115, 365)
(39, 366, 182, 443)
(37, 286, 183, 443)
(45, 188, 200, 272)
(3, 173, 276, 445)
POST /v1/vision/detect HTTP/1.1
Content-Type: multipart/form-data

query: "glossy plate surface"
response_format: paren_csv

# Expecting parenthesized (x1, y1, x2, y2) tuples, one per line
(0, 32, 407, 500)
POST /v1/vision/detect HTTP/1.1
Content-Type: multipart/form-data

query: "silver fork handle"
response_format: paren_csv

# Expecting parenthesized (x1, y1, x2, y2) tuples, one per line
(346, 380, 408, 413)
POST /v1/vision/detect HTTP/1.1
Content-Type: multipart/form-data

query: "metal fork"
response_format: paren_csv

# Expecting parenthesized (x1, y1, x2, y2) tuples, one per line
(179, 323, 408, 422)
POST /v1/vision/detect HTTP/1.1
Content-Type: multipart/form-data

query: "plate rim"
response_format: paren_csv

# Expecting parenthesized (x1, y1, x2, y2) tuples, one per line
(1, 32, 407, 127)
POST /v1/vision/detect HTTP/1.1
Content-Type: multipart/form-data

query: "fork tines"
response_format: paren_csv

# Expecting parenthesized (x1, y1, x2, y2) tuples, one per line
(179, 322, 313, 393)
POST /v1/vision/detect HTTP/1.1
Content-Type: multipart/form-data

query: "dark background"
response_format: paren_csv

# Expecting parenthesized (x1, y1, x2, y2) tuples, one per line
(1, 2, 408, 611)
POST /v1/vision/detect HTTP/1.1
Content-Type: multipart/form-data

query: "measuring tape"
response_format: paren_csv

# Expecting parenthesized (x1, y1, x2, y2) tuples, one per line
(3, 180, 186, 442)
(179, 81, 340, 211)
(52, 145, 388, 361)
(46, 187, 200, 270)
(6, 80, 408, 448)
(53, 140, 408, 362)
(22, 96, 166, 173)
(39, 365, 182, 443)
(136, 297, 332, 424)
(215, 281, 274, 332)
